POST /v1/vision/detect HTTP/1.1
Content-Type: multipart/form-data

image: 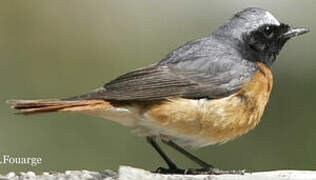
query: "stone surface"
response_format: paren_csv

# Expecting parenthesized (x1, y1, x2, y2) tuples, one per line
(1, 166, 316, 180)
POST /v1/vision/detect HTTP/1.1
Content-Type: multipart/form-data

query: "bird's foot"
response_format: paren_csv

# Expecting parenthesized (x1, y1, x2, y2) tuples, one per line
(153, 167, 187, 174)
(186, 167, 246, 175)
(154, 166, 246, 175)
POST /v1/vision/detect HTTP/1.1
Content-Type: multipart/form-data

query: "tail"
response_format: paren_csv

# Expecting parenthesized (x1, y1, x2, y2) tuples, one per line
(7, 99, 112, 115)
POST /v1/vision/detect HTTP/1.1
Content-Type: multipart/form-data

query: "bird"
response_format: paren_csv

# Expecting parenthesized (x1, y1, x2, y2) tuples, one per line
(7, 7, 309, 174)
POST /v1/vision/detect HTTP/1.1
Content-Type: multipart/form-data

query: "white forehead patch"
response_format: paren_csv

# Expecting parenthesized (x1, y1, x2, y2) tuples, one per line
(264, 11, 280, 25)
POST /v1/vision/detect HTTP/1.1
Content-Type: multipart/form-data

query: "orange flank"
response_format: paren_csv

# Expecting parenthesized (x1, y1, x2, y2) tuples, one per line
(146, 62, 273, 146)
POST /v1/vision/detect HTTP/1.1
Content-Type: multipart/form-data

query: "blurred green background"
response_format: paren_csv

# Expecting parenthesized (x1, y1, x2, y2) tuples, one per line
(0, 0, 315, 174)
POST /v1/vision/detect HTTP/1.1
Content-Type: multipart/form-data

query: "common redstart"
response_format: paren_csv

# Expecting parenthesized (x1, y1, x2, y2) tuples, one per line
(7, 7, 309, 174)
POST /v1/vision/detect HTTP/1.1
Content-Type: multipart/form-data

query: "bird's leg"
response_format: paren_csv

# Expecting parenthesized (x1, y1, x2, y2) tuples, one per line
(146, 136, 188, 174)
(161, 139, 246, 175)
(146, 136, 185, 174)
(147, 136, 245, 175)
(161, 139, 213, 168)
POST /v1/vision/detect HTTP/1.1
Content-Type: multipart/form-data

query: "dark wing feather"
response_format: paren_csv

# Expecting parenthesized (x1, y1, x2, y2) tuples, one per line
(65, 63, 255, 101)
(101, 65, 236, 100)
(65, 36, 257, 101)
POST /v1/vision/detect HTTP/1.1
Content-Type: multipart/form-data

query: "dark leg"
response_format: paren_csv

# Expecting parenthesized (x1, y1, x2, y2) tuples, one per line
(161, 139, 213, 168)
(161, 139, 246, 175)
(146, 136, 186, 174)
(146, 136, 177, 169)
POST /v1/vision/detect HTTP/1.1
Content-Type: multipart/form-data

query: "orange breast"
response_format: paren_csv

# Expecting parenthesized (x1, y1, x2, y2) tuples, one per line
(145, 62, 273, 146)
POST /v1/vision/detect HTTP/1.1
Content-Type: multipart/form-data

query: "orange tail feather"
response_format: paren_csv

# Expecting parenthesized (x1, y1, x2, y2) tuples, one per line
(7, 99, 112, 115)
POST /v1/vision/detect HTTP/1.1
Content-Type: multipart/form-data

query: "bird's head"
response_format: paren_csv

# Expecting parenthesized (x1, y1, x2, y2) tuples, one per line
(214, 7, 309, 67)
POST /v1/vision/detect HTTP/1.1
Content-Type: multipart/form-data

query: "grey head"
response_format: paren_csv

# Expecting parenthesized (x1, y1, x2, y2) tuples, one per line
(213, 7, 309, 67)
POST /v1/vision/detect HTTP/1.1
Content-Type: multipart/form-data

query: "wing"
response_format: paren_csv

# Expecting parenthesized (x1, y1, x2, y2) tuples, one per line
(101, 66, 236, 100)
(66, 61, 257, 101)
(65, 37, 258, 101)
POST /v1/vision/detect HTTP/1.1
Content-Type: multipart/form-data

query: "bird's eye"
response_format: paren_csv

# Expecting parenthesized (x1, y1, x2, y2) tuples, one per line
(263, 26, 274, 39)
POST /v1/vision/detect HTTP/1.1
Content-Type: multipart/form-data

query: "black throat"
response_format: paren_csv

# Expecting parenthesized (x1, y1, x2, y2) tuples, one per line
(240, 23, 291, 67)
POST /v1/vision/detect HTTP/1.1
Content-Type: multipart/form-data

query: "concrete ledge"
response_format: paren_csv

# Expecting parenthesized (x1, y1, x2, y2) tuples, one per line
(1, 166, 316, 180)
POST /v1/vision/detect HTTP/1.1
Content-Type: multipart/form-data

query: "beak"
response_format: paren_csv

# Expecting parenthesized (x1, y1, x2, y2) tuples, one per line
(282, 27, 310, 39)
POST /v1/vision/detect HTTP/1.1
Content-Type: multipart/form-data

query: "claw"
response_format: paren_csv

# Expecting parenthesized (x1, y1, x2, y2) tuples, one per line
(153, 167, 186, 174)
(153, 166, 246, 175)
(195, 167, 247, 175)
